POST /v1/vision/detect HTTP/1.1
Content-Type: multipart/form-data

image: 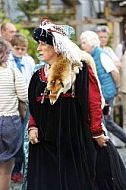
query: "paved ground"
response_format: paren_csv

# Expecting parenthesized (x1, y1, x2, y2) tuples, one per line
(118, 147, 126, 166)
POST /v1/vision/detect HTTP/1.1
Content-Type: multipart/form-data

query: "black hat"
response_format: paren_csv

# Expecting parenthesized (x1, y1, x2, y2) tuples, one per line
(32, 17, 82, 66)
(32, 27, 53, 46)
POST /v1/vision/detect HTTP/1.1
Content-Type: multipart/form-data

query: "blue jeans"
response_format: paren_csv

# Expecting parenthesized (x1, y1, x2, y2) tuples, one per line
(104, 98, 126, 143)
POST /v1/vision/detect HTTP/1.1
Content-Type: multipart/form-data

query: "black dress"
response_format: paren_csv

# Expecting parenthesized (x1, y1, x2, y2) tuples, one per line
(27, 62, 126, 190)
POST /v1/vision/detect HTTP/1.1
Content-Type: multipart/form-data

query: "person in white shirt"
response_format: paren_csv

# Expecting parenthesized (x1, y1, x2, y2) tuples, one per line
(96, 25, 121, 70)
(0, 37, 28, 190)
(8, 33, 35, 87)
(7, 33, 35, 183)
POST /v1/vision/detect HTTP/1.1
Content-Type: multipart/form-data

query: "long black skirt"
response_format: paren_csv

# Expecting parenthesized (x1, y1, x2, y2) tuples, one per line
(27, 139, 126, 190)
(27, 140, 99, 190)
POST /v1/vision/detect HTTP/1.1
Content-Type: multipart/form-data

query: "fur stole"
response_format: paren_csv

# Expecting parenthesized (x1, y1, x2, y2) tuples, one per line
(46, 51, 105, 108)
(46, 54, 82, 104)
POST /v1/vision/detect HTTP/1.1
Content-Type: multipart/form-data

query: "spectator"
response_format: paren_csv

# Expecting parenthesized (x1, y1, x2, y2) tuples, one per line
(96, 25, 121, 70)
(0, 22, 17, 42)
(7, 33, 35, 183)
(80, 30, 126, 145)
(0, 23, 35, 182)
(0, 37, 28, 190)
(8, 33, 35, 86)
(120, 40, 126, 132)
(115, 23, 126, 61)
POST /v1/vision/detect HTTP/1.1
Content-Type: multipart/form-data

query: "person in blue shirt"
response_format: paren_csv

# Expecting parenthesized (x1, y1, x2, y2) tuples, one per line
(80, 30, 126, 145)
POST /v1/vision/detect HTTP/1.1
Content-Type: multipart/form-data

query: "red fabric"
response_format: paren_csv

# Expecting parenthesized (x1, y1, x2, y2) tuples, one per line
(88, 65, 104, 137)
(40, 67, 47, 82)
(28, 114, 37, 130)
(36, 93, 77, 102)
(28, 66, 103, 137)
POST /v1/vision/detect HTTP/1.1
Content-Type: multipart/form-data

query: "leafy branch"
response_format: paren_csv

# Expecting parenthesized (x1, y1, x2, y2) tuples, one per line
(15, 0, 41, 20)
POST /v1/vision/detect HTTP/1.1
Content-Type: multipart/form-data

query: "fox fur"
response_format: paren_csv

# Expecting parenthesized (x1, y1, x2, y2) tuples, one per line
(46, 54, 82, 105)
(47, 50, 105, 107)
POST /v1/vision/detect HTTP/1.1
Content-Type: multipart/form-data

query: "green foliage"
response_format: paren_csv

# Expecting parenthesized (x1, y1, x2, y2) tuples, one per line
(0, 12, 4, 19)
(14, 0, 41, 20)
(0, 0, 5, 20)
(107, 33, 114, 47)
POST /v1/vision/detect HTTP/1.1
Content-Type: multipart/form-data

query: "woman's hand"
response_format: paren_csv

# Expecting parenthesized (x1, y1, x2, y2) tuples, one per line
(28, 128, 40, 144)
(95, 135, 109, 147)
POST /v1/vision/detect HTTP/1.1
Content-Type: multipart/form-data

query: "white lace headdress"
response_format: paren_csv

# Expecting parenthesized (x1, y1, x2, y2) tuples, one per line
(34, 17, 83, 67)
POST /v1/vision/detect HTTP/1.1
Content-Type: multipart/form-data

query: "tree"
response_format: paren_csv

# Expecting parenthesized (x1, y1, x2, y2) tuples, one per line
(13, 0, 41, 21)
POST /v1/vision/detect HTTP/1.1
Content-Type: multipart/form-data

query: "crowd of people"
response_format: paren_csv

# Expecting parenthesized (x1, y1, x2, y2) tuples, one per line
(0, 18, 126, 190)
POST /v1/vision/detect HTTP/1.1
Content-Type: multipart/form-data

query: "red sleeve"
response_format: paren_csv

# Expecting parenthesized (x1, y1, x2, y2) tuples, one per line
(88, 65, 104, 137)
(28, 114, 37, 130)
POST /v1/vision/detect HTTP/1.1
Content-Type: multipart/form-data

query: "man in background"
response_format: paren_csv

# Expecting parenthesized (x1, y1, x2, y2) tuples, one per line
(0, 22, 17, 42)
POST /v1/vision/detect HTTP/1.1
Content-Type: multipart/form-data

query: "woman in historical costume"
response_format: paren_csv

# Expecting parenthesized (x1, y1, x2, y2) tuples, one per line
(26, 18, 126, 190)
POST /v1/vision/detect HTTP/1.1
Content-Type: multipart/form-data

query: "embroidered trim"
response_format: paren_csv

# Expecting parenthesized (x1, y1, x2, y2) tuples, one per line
(39, 67, 47, 83)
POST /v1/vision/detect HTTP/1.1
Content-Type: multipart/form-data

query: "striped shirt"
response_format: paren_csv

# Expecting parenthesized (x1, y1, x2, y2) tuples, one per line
(0, 67, 28, 116)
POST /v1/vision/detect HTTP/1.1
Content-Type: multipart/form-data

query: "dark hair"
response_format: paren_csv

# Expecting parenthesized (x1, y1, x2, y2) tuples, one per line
(122, 40, 126, 54)
(124, 40, 126, 48)
(124, 23, 126, 29)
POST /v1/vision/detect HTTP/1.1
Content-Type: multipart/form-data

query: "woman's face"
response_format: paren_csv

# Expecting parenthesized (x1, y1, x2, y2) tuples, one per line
(80, 38, 93, 54)
(97, 31, 109, 48)
(37, 41, 58, 64)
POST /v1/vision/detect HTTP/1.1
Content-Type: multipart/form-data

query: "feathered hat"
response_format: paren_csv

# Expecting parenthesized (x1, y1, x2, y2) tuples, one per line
(32, 17, 83, 66)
